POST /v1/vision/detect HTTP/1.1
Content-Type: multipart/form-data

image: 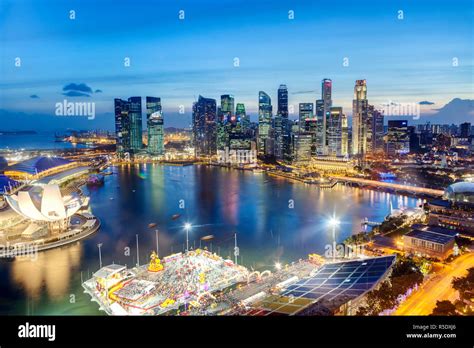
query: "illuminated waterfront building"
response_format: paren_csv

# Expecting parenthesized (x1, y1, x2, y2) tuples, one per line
(258, 91, 273, 156)
(311, 156, 354, 173)
(425, 182, 474, 236)
(146, 97, 164, 156)
(5, 156, 78, 180)
(386, 120, 410, 156)
(192, 95, 217, 157)
(291, 132, 312, 165)
(352, 80, 368, 156)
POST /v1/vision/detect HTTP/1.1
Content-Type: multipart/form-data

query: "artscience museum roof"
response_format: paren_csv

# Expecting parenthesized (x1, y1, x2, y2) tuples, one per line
(6, 184, 81, 222)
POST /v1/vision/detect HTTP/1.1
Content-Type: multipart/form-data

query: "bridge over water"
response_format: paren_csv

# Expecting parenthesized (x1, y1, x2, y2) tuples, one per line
(329, 176, 444, 197)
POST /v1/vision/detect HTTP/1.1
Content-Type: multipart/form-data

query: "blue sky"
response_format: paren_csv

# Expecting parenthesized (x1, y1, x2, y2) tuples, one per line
(0, 0, 473, 130)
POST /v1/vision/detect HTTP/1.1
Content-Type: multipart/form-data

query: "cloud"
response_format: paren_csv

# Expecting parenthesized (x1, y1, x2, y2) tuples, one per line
(95, 89, 103, 93)
(419, 100, 435, 105)
(30, 94, 39, 99)
(292, 90, 315, 95)
(62, 91, 91, 97)
(63, 83, 93, 94)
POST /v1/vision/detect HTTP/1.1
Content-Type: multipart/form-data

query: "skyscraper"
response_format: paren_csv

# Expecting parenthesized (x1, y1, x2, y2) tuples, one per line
(146, 96, 164, 156)
(236, 103, 249, 131)
(114, 97, 142, 155)
(299, 103, 317, 156)
(277, 84, 289, 118)
(217, 95, 234, 150)
(315, 99, 325, 155)
(258, 91, 272, 156)
(291, 132, 312, 165)
(192, 95, 217, 157)
(341, 112, 349, 157)
(327, 106, 343, 157)
(387, 120, 410, 156)
(352, 80, 368, 156)
(221, 94, 235, 120)
(128, 96, 143, 151)
(316, 79, 332, 155)
(274, 85, 288, 160)
(114, 98, 131, 155)
(299, 103, 313, 130)
(367, 105, 384, 155)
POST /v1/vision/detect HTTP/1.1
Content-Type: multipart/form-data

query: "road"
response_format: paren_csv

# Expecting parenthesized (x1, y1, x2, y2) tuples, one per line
(395, 252, 474, 315)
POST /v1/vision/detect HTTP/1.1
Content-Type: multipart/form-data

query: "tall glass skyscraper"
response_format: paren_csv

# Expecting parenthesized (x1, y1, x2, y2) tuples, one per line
(258, 91, 272, 156)
(114, 97, 142, 155)
(146, 96, 164, 156)
(192, 95, 217, 157)
(236, 103, 249, 130)
(114, 98, 131, 155)
(277, 84, 288, 118)
(352, 80, 368, 156)
(220, 94, 234, 120)
(128, 96, 143, 151)
(217, 94, 235, 150)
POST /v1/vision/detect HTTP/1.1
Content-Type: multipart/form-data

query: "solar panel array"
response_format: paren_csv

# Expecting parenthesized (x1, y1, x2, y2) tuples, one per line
(405, 230, 454, 245)
(281, 256, 395, 303)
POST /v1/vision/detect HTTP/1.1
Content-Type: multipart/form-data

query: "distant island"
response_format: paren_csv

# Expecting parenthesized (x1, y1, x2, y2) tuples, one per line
(0, 130, 38, 135)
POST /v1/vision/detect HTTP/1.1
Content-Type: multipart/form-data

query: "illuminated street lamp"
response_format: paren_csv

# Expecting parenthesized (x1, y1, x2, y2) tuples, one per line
(184, 223, 192, 252)
(328, 216, 340, 262)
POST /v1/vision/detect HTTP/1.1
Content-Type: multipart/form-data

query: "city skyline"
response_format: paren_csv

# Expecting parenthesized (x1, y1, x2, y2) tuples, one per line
(0, 0, 473, 130)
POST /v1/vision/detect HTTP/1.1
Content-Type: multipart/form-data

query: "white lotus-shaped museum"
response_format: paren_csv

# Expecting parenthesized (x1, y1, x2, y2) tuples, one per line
(6, 184, 82, 222)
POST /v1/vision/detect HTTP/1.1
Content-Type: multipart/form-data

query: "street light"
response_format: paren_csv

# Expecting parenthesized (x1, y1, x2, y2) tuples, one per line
(184, 223, 192, 252)
(328, 216, 340, 262)
(97, 243, 103, 269)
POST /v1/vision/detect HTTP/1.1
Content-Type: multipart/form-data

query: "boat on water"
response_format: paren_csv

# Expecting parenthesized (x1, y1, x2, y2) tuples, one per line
(200, 235, 214, 241)
(253, 168, 264, 174)
(86, 174, 105, 187)
(171, 214, 181, 220)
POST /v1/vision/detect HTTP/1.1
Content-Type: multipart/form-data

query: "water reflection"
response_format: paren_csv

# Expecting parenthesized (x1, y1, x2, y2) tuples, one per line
(11, 242, 82, 300)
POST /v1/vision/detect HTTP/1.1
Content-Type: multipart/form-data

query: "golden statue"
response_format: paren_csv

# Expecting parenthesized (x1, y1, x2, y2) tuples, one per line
(147, 251, 164, 272)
